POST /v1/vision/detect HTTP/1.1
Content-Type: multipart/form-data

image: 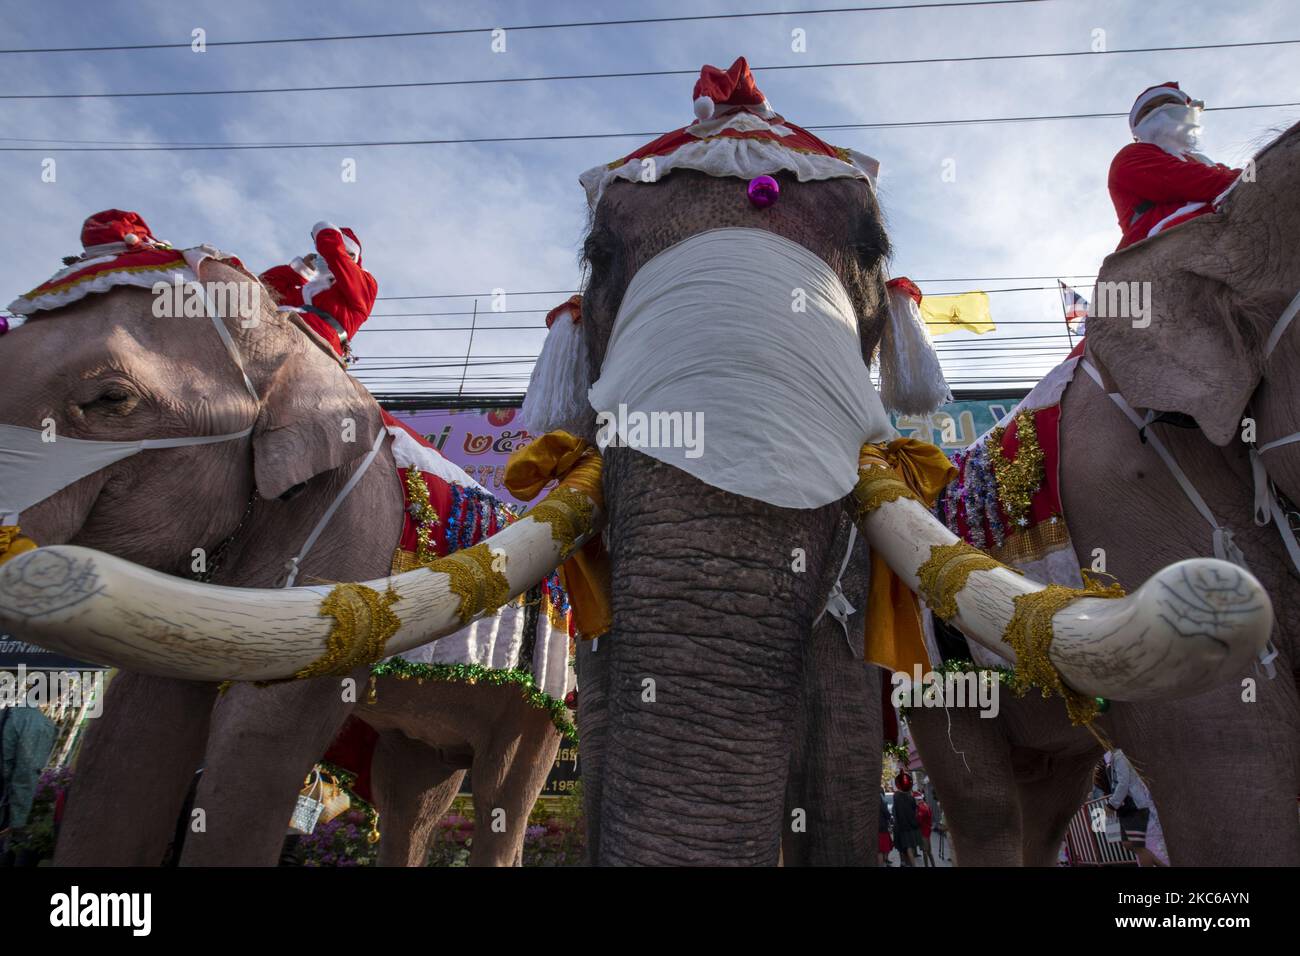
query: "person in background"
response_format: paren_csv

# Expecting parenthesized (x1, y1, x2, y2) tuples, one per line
(1108, 81, 1241, 251)
(878, 789, 894, 867)
(916, 793, 936, 867)
(0, 702, 58, 866)
(892, 772, 922, 867)
(1107, 749, 1169, 867)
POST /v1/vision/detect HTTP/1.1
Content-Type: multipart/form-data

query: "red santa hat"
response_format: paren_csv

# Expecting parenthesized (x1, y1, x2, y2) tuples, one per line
(579, 56, 879, 209)
(4, 210, 245, 325)
(1128, 81, 1196, 132)
(692, 55, 772, 121)
(80, 209, 166, 256)
(895, 771, 913, 792)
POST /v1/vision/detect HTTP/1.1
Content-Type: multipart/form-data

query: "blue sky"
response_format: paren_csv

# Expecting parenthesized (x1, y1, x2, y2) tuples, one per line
(2, 0, 1297, 396)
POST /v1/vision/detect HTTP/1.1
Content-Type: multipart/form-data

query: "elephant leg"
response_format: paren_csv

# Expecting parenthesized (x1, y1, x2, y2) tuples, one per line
(782, 620, 880, 866)
(907, 703, 1021, 865)
(1111, 678, 1300, 866)
(55, 672, 216, 866)
(370, 731, 466, 867)
(467, 703, 562, 867)
(1014, 749, 1099, 867)
(180, 669, 362, 866)
(575, 636, 610, 864)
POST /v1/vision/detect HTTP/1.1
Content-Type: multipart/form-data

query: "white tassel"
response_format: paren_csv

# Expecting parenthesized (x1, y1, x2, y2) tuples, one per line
(879, 280, 951, 415)
(521, 308, 593, 440)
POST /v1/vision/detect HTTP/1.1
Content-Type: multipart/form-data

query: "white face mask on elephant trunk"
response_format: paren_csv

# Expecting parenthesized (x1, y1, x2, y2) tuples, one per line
(0, 423, 253, 525)
(587, 227, 896, 510)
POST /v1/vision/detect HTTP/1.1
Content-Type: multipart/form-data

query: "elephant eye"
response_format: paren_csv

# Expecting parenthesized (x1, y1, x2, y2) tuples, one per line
(82, 385, 139, 413)
(582, 230, 616, 277)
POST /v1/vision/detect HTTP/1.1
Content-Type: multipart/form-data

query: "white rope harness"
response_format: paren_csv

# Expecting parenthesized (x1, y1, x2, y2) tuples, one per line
(814, 523, 859, 645)
(281, 426, 388, 588)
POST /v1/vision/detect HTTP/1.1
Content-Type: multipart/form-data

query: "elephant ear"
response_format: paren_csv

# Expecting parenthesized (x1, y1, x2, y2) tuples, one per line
(1087, 215, 1268, 447)
(252, 349, 386, 499)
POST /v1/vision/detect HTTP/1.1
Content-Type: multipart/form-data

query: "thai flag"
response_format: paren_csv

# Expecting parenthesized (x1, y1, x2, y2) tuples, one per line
(1059, 281, 1090, 324)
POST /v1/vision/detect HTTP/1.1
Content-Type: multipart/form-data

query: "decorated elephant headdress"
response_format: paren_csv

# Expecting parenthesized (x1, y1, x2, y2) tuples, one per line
(522, 57, 949, 437)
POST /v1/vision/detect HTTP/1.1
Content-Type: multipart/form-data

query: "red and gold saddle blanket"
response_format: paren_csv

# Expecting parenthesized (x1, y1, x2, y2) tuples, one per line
(381, 410, 571, 631)
(936, 347, 1088, 590)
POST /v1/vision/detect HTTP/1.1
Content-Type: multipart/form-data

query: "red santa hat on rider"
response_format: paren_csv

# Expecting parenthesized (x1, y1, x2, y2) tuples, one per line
(1128, 81, 1201, 136)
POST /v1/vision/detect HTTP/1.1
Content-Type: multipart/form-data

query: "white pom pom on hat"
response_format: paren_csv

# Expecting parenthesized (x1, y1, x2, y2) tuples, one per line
(693, 96, 715, 121)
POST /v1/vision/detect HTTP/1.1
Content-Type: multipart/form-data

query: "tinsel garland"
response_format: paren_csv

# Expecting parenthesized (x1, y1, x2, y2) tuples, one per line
(370, 658, 578, 740)
(896, 658, 1027, 715)
(448, 484, 519, 554)
(883, 741, 910, 762)
(986, 410, 1045, 529)
(403, 467, 442, 564)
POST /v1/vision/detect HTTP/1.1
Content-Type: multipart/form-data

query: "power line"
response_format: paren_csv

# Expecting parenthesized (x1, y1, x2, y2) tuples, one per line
(4, 102, 1291, 152)
(370, 277, 1097, 301)
(0, 2, 1050, 55)
(9, 37, 1298, 100)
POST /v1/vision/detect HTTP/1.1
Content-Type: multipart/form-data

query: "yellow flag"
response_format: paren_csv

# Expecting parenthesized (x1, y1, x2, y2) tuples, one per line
(920, 291, 995, 336)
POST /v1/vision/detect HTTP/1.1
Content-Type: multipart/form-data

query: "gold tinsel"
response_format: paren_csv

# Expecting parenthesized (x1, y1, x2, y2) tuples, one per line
(852, 464, 920, 522)
(526, 484, 596, 561)
(440, 542, 512, 624)
(1002, 581, 1125, 725)
(403, 467, 442, 565)
(986, 411, 1045, 528)
(916, 541, 1006, 621)
(295, 583, 404, 680)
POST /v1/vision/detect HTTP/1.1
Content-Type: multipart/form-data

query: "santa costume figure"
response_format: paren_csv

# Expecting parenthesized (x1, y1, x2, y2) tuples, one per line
(260, 222, 377, 362)
(1108, 82, 1241, 251)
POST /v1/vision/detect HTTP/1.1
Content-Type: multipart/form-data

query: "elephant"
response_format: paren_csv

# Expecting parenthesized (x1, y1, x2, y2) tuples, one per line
(553, 167, 1260, 862)
(910, 119, 1300, 866)
(0, 260, 565, 866)
(1, 65, 1272, 866)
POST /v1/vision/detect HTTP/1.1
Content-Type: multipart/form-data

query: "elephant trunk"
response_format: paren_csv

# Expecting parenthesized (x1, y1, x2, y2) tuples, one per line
(593, 447, 842, 865)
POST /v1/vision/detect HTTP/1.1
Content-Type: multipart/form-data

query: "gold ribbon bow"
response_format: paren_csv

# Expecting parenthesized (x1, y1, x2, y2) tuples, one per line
(856, 439, 958, 674)
(0, 526, 38, 566)
(505, 432, 611, 640)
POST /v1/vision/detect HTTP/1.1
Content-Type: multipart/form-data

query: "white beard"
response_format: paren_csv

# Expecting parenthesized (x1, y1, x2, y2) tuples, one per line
(1135, 108, 1210, 163)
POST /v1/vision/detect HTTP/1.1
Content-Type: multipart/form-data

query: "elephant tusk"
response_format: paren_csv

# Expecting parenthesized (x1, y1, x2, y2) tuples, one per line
(0, 454, 605, 683)
(854, 449, 1273, 707)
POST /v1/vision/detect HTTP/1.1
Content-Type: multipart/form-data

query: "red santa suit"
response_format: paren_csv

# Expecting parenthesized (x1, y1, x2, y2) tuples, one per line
(1108, 82, 1240, 251)
(299, 222, 378, 360)
(258, 259, 313, 310)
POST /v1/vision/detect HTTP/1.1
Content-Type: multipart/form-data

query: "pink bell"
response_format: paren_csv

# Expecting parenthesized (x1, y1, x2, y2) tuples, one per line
(747, 175, 779, 209)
